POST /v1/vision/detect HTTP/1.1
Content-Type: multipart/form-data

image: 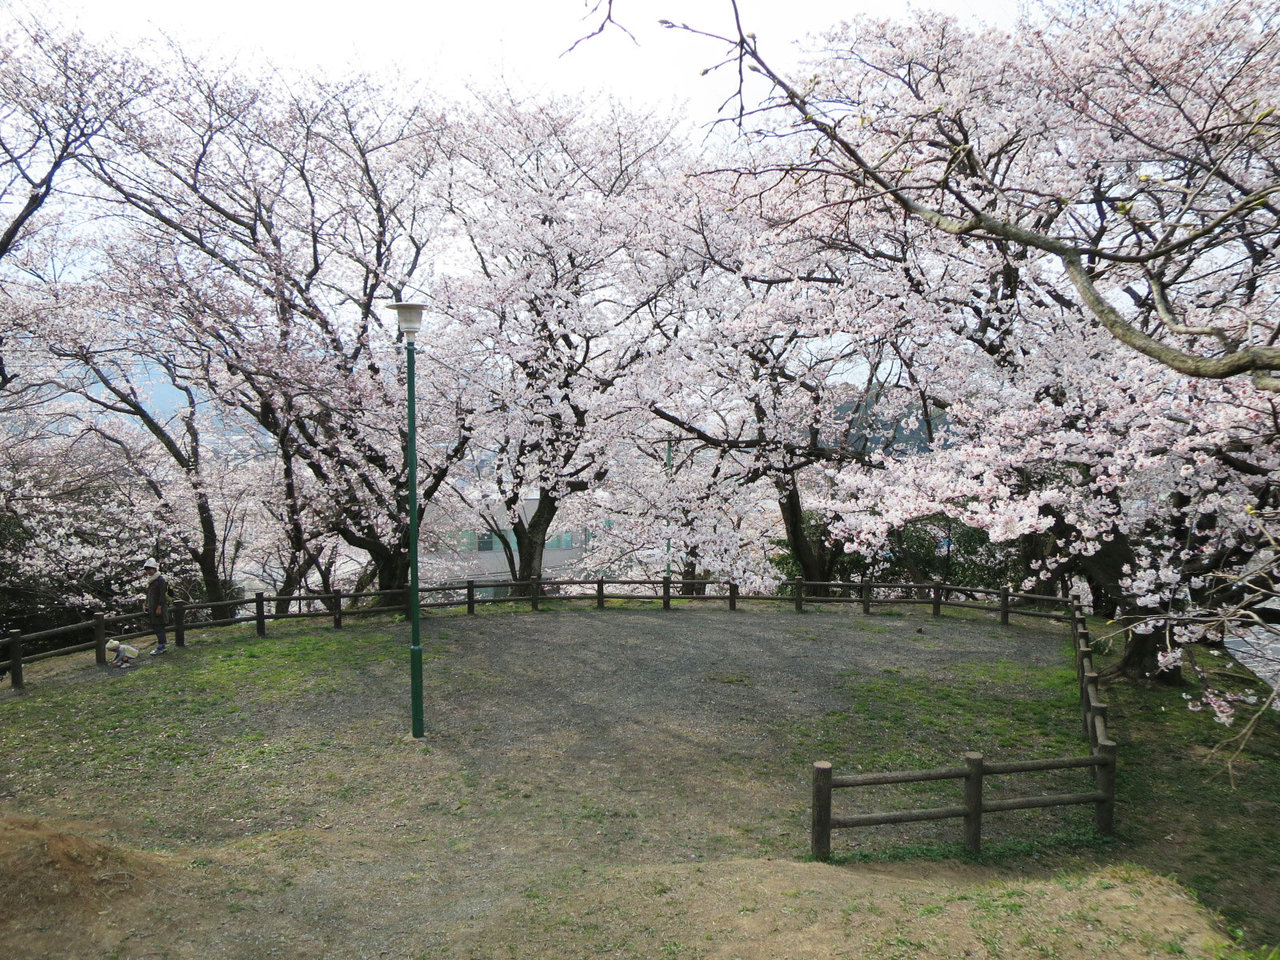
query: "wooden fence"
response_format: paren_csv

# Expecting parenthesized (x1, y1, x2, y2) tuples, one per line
(2, 576, 1067, 691)
(4, 575, 1109, 851)
(809, 595, 1117, 858)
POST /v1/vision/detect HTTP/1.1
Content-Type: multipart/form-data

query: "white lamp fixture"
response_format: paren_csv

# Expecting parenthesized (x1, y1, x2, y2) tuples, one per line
(387, 301, 426, 342)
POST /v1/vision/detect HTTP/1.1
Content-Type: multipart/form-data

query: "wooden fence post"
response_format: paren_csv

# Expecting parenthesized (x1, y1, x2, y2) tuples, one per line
(794, 578, 804, 613)
(1077, 631, 1092, 669)
(1000, 586, 1010, 626)
(1075, 626, 1092, 663)
(963, 752, 984, 854)
(172, 603, 186, 649)
(662, 577, 671, 610)
(728, 582, 738, 611)
(255, 592, 266, 637)
(1095, 742, 1117, 836)
(1091, 700, 1109, 754)
(1070, 595, 1087, 635)
(932, 582, 942, 618)
(94, 613, 108, 665)
(466, 580, 476, 616)
(1083, 672, 1101, 748)
(6, 630, 23, 689)
(811, 761, 833, 862)
(861, 580, 872, 615)
(332, 590, 343, 629)
(596, 578, 605, 610)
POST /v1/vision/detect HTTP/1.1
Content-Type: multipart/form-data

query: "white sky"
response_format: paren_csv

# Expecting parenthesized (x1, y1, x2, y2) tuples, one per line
(17, 0, 1021, 120)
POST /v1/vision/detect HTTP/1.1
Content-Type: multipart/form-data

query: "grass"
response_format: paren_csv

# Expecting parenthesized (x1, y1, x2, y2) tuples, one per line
(825, 822, 1114, 868)
(787, 610, 1280, 949)
(784, 632, 1096, 856)
(802, 657, 1083, 763)
(1094, 648, 1280, 947)
(1, 606, 1278, 958)
(1, 621, 418, 843)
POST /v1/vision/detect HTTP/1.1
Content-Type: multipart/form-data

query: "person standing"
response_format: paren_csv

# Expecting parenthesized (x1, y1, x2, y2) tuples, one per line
(143, 558, 169, 655)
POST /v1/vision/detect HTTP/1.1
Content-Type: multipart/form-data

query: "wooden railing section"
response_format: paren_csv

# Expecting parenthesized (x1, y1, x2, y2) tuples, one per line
(3, 576, 1073, 692)
(3, 578, 1113, 853)
(808, 596, 1117, 858)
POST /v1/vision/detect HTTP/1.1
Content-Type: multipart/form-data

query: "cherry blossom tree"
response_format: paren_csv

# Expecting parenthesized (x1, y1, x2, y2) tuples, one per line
(601, 0, 1280, 690)
(0, 20, 151, 407)
(0, 24, 186, 630)
(636, 156, 963, 593)
(0, 21, 147, 265)
(560, 430, 783, 592)
(3, 264, 258, 608)
(694, 0, 1280, 388)
(426, 94, 693, 587)
(0, 419, 197, 632)
(80, 54, 469, 594)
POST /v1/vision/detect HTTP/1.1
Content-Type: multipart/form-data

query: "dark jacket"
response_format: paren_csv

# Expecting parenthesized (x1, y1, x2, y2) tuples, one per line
(145, 574, 168, 625)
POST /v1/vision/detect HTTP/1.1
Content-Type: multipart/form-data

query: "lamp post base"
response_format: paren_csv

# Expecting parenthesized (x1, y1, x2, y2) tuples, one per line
(410, 642, 424, 738)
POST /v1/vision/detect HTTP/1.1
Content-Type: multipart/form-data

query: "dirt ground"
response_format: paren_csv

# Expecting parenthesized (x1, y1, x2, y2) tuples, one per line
(0, 606, 1235, 959)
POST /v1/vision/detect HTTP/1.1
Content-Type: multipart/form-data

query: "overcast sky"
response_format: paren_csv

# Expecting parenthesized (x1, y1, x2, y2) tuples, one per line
(19, 0, 1022, 121)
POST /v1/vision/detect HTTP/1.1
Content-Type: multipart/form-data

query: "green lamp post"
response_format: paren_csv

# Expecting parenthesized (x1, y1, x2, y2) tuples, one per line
(388, 301, 426, 738)
(665, 436, 673, 578)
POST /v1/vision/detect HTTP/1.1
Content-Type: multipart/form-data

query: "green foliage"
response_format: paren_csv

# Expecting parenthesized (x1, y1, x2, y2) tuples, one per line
(769, 512, 1026, 589)
(891, 518, 1026, 589)
(768, 511, 866, 585)
(0, 510, 38, 632)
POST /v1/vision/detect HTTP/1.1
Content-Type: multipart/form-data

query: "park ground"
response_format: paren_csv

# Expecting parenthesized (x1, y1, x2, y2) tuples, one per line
(1, 603, 1277, 959)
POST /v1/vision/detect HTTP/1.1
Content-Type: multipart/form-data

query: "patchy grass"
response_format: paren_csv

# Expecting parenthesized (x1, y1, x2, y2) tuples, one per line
(0, 606, 1277, 959)
(1092, 644, 1280, 949)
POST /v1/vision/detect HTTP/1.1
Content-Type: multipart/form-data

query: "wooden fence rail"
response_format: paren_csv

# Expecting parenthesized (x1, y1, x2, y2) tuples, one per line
(810, 746, 1118, 859)
(4, 576, 1111, 853)
(809, 594, 1118, 858)
(2, 577, 1066, 690)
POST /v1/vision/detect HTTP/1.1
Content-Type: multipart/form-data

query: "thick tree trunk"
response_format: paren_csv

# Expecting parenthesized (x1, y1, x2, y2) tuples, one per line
(273, 563, 306, 617)
(1057, 528, 1182, 683)
(1103, 622, 1184, 685)
(507, 491, 558, 596)
(776, 479, 840, 597)
(678, 557, 706, 595)
(376, 547, 409, 596)
(191, 494, 228, 604)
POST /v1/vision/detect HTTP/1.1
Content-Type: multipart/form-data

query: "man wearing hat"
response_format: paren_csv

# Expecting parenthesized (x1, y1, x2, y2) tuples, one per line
(143, 558, 169, 655)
